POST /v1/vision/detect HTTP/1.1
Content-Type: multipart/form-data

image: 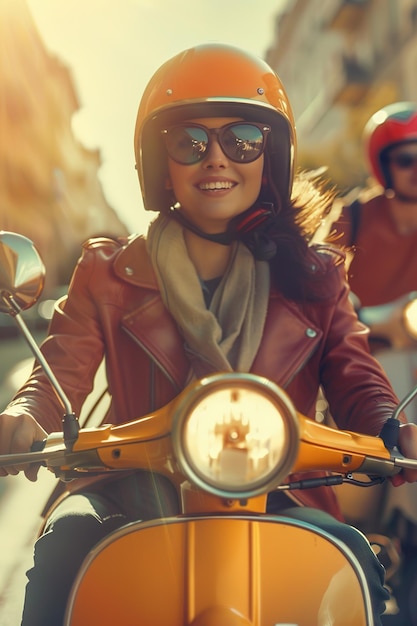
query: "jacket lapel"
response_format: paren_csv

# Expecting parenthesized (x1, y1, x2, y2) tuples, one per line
(252, 293, 322, 388)
(122, 295, 189, 391)
(113, 235, 190, 391)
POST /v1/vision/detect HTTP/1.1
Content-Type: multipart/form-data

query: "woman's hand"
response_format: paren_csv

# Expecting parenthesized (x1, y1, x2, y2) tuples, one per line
(391, 422, 417, 486)
(0, 412, 47, 481)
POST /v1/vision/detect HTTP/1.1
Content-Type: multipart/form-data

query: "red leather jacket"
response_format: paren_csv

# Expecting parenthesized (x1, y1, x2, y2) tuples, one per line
(9, 235, 400, 519)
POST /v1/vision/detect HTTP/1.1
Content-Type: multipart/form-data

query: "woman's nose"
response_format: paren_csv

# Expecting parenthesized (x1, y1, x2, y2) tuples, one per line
(203, 136, 228, 168)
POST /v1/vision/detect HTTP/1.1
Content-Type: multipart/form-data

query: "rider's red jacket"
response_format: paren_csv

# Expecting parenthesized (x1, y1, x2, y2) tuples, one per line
(335, 193, 417, 307)
(8, 235, 402, 520)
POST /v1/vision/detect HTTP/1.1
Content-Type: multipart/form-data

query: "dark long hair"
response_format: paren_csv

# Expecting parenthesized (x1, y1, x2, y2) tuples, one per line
(262, 170, 344, 301)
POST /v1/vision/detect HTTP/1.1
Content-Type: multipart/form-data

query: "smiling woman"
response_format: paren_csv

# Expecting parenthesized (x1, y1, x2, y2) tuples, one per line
(26, 0, 286, 233)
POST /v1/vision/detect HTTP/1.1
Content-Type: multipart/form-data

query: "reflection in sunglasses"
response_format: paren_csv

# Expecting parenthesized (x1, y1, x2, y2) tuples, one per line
(162, 122, 270, 165)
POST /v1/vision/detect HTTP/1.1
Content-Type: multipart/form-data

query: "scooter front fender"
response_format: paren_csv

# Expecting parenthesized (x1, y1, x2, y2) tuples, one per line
(65, 515, 372, 625)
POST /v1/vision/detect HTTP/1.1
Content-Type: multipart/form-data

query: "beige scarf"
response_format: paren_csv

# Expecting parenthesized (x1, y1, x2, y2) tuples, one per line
(146, 214, 270, 377)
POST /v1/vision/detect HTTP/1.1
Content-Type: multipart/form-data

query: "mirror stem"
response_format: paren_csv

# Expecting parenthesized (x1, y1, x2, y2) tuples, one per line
(392, 385, 417, 422)
(12, 308, 80, 449)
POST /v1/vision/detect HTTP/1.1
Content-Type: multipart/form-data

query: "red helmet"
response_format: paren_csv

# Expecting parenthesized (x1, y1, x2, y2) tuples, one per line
(134, 43, 296, 213)
(363, 102, 417, 187)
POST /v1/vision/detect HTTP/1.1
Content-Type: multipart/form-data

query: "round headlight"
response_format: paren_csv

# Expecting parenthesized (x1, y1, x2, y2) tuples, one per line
(404, 298, 417, 340)
(172, 373, 299, 499)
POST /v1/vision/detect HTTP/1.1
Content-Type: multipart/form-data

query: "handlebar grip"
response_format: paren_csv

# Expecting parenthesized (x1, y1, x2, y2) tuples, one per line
(30, 439, 46, 453)
(379, 418, 400, 450)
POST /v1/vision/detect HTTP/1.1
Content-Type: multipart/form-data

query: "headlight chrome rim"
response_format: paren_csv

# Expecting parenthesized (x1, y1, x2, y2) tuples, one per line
(171, 373, 300, 499)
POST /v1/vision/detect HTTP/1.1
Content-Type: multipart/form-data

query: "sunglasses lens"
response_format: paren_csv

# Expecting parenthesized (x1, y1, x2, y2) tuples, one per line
(220, 124, 266, 162)
(391, 154, 417, 169)
(163, 123, 269, 165)
(165, 126, 209, 164)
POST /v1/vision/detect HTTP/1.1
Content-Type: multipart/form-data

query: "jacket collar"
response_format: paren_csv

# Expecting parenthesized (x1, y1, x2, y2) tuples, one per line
(113, 234, 158, 290)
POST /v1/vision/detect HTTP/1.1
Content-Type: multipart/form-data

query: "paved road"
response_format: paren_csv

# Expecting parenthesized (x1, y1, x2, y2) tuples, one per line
(0, 331, 54, 624)
(0, 472, 57, 625)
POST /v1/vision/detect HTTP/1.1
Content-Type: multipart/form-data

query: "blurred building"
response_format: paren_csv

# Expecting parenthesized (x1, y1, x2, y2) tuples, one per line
(0, 0, 128, 290)
(266, 0, 417, 193)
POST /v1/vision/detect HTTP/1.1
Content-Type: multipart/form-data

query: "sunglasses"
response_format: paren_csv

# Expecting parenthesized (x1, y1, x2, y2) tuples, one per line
(161, 122, 271, 165)
(389, 152, 417, 169)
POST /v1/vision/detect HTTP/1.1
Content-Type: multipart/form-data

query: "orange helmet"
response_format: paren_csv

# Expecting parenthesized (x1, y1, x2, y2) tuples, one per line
(134, 43, 296, 213)
(363, 101, 417, 187)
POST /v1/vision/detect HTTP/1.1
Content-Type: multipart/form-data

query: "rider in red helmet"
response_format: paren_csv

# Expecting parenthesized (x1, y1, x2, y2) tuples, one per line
(365, 102, 417, 191)
(335, 102, 417, 308)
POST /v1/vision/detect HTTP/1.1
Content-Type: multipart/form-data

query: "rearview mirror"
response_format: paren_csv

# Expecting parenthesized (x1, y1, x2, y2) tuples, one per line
(0, 231, 45, 315)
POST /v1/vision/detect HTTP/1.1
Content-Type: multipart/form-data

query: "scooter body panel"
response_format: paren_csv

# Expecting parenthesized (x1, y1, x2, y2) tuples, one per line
(65, 515, 371, 625)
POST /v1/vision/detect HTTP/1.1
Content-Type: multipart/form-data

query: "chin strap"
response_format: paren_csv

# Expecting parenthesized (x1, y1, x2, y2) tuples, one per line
(168, 208, 234, 245)
(234, 205, 278, 261)
(169, 203, 278, 261)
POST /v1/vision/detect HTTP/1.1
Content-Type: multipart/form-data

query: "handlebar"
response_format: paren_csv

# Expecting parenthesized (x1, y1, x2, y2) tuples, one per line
(1, 404, 417, 486)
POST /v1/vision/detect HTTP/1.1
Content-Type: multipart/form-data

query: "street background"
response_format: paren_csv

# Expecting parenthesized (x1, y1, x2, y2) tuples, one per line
(0, 331, 57, 625)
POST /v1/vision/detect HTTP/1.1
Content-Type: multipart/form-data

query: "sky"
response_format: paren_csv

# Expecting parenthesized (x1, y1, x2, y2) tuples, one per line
(26, 0, 288, 234)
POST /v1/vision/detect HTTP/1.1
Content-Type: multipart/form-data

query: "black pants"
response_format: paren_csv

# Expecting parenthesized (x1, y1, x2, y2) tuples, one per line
(22, 475, 389, 625)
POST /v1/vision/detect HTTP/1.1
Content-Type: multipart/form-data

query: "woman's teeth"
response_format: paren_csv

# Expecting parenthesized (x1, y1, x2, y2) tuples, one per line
(199, 181, 233, 190)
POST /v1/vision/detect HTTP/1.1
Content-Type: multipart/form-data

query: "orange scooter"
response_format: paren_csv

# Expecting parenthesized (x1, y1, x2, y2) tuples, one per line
(1, 230, 417, 626)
